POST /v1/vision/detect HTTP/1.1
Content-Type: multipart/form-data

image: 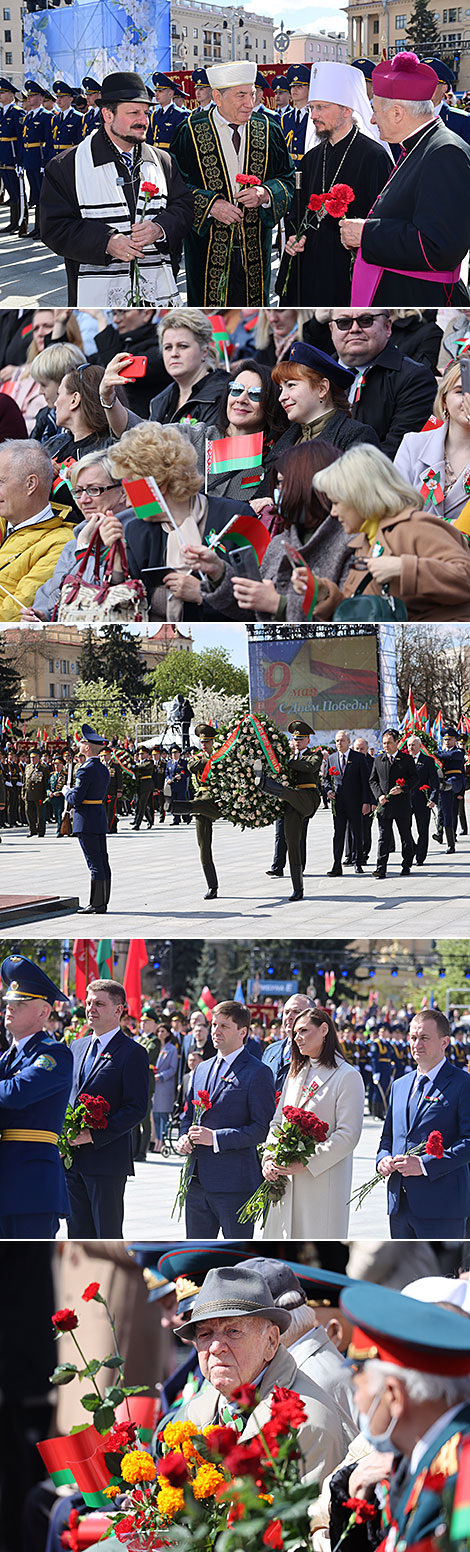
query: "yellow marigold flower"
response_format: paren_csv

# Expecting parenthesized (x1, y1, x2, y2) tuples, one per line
(121, 1450, 157, 1484)
(259, 1494, 274, 1504)
(182, 1439, 205, 1465)
(163, 1421, 199, 1450)
(192, 1464, 226, 1500)
(156, 1485, 185, 1521)
(103, 1486, 120, 1499)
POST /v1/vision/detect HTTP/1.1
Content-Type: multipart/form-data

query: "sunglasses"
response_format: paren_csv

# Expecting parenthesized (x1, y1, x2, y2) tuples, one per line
(228, 383, 262, 401)
(333, 313, 388, 331)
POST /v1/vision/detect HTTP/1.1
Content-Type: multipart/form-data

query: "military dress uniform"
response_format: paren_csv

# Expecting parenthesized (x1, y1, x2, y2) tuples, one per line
(437, 734, 466, 852)
(22, 91, 50, 229)
(65, 724, 111, 913)
(255, 720, 322, 900)
(23, 760, 47, 837)
(81, 77, 101, 138)
(0, 86, 26, 233)
(0, 955, 73, 1240)
(104, 755, 123, 835)
(147, 100, 186, 150)
(44, 92, 83, 164)
(132, 753, 154, 830)
(166, 725, 220, 898)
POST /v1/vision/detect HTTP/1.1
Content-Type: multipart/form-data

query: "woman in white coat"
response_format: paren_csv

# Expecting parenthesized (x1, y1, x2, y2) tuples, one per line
(260, 1007, 364, 1239)
(394, 361, 470, 528)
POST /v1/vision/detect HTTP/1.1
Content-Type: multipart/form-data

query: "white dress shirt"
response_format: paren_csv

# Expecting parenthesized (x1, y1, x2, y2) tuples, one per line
(6, 502, 55, 537)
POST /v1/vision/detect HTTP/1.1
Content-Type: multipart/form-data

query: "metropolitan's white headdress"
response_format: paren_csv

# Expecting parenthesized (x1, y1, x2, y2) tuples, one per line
(308, 60, 377, 139)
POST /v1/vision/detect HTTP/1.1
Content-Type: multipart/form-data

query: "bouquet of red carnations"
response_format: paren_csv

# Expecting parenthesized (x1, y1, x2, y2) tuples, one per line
(237, 1102, 329, 1227)
(281, 182, 354, 296)
(59, 1092, 110, 1170)
(172, 1089, 212, 1221)
(349, 1128, 445, 1211)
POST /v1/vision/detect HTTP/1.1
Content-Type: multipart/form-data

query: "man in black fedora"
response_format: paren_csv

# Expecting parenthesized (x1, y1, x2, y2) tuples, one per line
(39, 70, 194, 305)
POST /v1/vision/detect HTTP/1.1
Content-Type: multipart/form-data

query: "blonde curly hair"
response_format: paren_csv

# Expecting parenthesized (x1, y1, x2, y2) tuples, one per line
(109, 422, 202, 502)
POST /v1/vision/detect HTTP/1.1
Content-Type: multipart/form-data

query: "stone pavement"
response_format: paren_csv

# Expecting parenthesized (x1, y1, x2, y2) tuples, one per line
(3, 807, 468, 937)
(56, 1112, 388, 1240)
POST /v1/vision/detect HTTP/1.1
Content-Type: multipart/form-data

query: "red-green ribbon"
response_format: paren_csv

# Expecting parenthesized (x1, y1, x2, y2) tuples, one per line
(200, 713, 281, 784)
(420, 467, 444, 507)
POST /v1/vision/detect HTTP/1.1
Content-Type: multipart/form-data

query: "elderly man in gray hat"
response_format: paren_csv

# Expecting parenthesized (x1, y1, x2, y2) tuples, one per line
(180, 1265, 347, 1484)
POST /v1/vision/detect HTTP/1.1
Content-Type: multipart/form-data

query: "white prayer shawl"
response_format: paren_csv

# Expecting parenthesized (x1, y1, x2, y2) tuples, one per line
(74, 131, 180, 306)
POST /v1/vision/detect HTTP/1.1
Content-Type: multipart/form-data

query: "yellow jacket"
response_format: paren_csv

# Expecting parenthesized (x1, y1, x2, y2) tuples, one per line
(0, 506, 75, 620)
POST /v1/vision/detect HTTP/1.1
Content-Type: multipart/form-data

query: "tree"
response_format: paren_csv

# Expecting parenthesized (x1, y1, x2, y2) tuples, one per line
(0, 940, 63, 983)
(98, 627, 153, 711)
(395, 625, 470, 722)
(0, 635, 23, 726)
(78, 627, 101, 684)
(150, 647, 249, 707)
(406, 0, 440, 50)
(62, 679, 138, 740)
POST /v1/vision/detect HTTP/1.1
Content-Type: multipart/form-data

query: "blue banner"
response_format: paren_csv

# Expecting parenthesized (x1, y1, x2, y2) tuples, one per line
(24, 0, 170, 88)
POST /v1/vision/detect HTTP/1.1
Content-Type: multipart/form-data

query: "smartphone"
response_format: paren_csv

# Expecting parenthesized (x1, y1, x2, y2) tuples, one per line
(141, 567, 186, 588)
(119, 355, 148, 380)
(460, 357, 470, 396)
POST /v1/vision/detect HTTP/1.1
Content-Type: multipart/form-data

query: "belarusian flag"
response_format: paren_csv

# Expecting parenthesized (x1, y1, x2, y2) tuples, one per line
(3, 716, 12, 737)
(207, 431, 263, 475)
(407, 688, 416, 725)
(207, 313, 232, 360)
(450, 1435, 470, 1539)
(198, 985, 217, 1019)
(283, 540, 318, 619)
(97, 939, 113, 979)
(209, 511, 271, 566)
(122, 476, 163, 520)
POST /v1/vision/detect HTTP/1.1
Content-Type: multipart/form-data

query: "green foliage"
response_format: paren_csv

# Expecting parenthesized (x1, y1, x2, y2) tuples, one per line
(78, 626, 153, 711)
(0, 940, 63, 982)
(0, 635, 23, 723)
(68, 679, 137, 739)
(406, 0, 440, 48)
(151, 646, 249, 706)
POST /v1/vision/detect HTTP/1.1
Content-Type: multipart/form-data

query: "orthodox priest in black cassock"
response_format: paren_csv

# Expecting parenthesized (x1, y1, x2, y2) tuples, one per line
(277, 122, 390, 303)
(346, 53, 470, 306)
(171, 60, 295, 306)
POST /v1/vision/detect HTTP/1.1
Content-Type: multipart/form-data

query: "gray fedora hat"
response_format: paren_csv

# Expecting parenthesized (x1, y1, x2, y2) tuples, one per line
(179, 1265, 292, 1338)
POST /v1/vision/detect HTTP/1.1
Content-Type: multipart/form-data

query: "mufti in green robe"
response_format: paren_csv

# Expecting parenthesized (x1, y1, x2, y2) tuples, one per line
(172, 107, 294, 305)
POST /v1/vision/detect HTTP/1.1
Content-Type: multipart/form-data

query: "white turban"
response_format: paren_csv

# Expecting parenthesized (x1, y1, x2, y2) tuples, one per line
(207, 62, 256, 90)
(308, 60, 378, 140)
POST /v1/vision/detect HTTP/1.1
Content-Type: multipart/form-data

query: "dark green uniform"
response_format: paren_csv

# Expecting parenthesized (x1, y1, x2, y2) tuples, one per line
(279, 748, 322, 897)
(133, 757, 154, 830)
(105, 757, 123, 834)
(23, 761, 47, 837)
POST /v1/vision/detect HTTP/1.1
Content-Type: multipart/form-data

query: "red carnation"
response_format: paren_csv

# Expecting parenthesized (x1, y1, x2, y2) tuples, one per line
(115, 1519, 139, 1543)
(419, 785, 430, 793)
(308, 193, 325, 211)
(223, 1439, 264, 1480)
(196, 1090, 212, 1109)
(157, 1451, 189, 1487)
(395, 778, 406, 788)
(141, 181, 157, 196)
(82, 1282, 100, 1302)
(105, 1420, 137, 1449)
(236, 173, 261, 186)
(263, 1522, 284, 1549)
(227, 1503, 245, 1525)
(323, 183, 354, 219)
(343, 1499, 378, 1524)
(69, 1512, 79, 1530)
(52, 1307, 78, 1332)
(271, 1387, 307, 1430)
(426, 1130, 444, 1158)
(205, 1425, 239, 1457)
(232, 1382, 258, 1409)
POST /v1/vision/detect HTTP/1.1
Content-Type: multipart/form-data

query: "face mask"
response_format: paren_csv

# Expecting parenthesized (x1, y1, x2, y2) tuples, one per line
(272, 486, 282, 510)
(358, 1387, 400, 1455)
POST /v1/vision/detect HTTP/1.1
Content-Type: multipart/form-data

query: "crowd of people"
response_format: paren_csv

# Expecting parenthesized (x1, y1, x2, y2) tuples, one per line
(1, 303, 470, 624)
(3, 952, 470, 1243)
(1, 53, 470, 305)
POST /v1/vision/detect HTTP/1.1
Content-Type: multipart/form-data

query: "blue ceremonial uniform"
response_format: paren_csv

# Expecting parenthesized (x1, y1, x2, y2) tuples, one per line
(67, 1028, 150, 1237)
(368, 1035, 394, 1118)
(0, 1032, 72, 1238)
(439, 744, 466, 839)
(45, 106, 83, 163)
(0, 99, 25, 211)
(280, 105, 308, 161)
(440, 101, 470, 144)
(23, 106, 49, 205)
(146, 102, 186, 150)
(68, 755, 110, 884)
(81, 106, 101, 137)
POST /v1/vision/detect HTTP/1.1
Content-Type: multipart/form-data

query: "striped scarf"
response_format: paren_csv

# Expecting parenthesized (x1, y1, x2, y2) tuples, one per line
(74, 131, 180, 307)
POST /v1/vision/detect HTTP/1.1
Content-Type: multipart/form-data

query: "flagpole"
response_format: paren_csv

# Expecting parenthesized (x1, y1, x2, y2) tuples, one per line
(204, 440, 209, 497)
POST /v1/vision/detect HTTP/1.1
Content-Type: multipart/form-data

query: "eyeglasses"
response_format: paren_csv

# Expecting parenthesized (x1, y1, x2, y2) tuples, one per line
(333, 313, 388, 332)
(228, 383, 263, 401)
(75, 484, 121, 498)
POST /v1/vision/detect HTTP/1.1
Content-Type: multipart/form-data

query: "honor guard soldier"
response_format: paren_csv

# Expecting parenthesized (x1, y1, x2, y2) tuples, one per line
(44, 82, 83, 163)
(101, 745, 123, 834)
(147, 72, 186, 149)
(64, 722, 111, 914)
(425, 56, 470, 145)
(368, 1030, 394, 1118)
(436, 727, 466, 854)
(191, 68, 214, 113)
(22, 79, 49, 236)
(350, 57, 375, 101)
(281, 64, 311, 161)
(253, 70, 277, 117)
(81, 76, 102, 136)
(271, 74, 291, 114)
(132, 747, 154, 830)
(165, 723, 220, 897)
(254, 719, 322, 901)
(0, 78, 26, 234)
(0, 954, 73, 1239)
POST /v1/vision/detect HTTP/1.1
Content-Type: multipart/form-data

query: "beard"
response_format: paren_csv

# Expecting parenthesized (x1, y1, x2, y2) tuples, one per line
(315, 127, 333, 142)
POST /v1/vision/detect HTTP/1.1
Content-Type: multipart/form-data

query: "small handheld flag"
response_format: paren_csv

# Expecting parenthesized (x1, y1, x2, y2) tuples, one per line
(122, 476, 164, 521)
(206, 431, 263, 476)
(206, 510, 271, 566)
(283, 539, 319, 619)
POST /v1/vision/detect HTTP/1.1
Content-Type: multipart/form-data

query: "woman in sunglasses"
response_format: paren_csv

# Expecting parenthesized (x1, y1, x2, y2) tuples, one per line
(185, 359, 288, 502)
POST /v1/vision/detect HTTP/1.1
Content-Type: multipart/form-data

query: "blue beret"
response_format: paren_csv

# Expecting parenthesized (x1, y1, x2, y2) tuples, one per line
(2, 954, 68, 1005)
(340, 1281, 470, 1373)
(289, 341, 355, 389)
(424, 56, 455, 85)
(351, 58, 375, 81)
(286, 64, 311, 85)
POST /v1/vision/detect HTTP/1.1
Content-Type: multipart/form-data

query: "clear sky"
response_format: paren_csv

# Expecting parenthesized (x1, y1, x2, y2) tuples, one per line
(209, 0, 346, 38)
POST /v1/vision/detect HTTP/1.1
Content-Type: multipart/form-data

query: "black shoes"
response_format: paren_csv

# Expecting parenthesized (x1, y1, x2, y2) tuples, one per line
(327, 868, 342, 877)
(355, 865, 364, 874)
(204, 888, 217, 899)
(372, 869, 386, 878)
(289, 890, 304, 901)
(266, 868, 284, 877)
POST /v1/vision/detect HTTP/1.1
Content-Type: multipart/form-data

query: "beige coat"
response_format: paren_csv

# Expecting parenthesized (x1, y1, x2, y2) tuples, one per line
(314, 504, 470, 622)
(261, 1058, 365, 1238)
(185, 1340, 347, 1487)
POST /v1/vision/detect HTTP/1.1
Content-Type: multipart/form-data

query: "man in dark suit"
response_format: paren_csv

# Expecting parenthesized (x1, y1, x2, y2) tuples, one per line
(407, 734, 439, 865)
(68, 978, 150, 1238)
(323, 730, 371, 876)
(369, 728, 417, 878)
(262, 993, 311, 1096)
(377, 1007, 470, 1237)
(352, 736, 375, 863)
(176, 1000, 275, 1238)
(65, 723, 110, 915)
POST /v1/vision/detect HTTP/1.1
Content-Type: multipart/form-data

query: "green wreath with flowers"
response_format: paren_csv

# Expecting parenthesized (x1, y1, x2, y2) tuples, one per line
(197, 712, 291, 829)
